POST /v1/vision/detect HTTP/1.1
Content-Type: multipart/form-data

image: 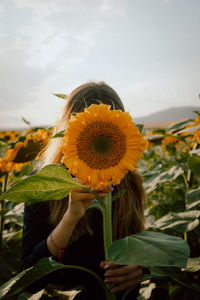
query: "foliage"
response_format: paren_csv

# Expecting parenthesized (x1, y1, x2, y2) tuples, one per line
(0, 110, 200, 299)
(139, 112, 200, 299)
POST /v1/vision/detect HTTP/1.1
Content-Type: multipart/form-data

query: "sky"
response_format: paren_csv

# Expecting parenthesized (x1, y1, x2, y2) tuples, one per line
(0, 0, 200, 129)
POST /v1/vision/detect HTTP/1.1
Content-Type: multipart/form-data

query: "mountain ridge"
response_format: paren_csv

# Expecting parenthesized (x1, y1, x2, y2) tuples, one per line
(134, 106, 199, 127)
(0, 106, 199, 131)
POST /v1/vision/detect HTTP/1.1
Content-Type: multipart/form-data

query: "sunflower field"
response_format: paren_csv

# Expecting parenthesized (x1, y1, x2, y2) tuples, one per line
(0, 109, 200, 299)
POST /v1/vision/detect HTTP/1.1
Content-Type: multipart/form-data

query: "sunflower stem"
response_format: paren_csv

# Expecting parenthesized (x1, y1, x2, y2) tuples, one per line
(103, 191, 112, 262)
(0, 173, 8, 251)
(102, 191, 117, 300)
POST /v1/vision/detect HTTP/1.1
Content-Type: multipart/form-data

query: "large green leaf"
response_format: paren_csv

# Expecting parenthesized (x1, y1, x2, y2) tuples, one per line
(145, 166, 184, 193)
(153, 211, 200, 233)
(0, 165, 83, 203)
(186, 187, 200, 210)
(108, 231, 189, 268)
(4, 203, 24, 227)
(187, 156, 200, 177)
(0, 231, 22, 285)
(175, 124, 200, 136)
(184, 256, 200, 273)
(148, 266, 200, 293)
(167, 119, 194, 133)
(144, 134, 164, 142)
(0, 258, 109, 300)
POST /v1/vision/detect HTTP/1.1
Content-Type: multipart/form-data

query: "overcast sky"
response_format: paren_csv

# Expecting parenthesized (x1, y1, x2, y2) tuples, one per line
(0, 0, 200, 129)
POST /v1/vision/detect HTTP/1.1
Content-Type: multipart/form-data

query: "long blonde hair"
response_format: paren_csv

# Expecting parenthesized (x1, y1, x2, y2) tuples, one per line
(40, 82, 145, 241)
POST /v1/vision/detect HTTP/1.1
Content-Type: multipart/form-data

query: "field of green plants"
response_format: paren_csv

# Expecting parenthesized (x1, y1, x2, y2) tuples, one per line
(0, 110, 200, 299)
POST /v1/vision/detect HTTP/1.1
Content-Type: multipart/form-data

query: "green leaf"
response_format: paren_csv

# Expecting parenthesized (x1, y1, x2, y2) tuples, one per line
(0, 165, 83, 203)
(0, 141, 8, 158)
(186, 187, 200, 209)
(187, 156, 200, 177)
(184, 256, 200, 272)
(51, 130, 65, 138)
(193, 110, 200, 116)
(190, 148, 200, 155)
(21, 117, 31, 126)
(53, 93, 68, 100)
(175, 124, 200, 136)
(4, 203, 24, 227)
(167, 119, 194, 133)
(148, 266, 200, 293)
(108, 231, 189, 268)
(135, 124, 144, 133)
(153, 211, 200, 233)
(144, 134, 164, 142)
(0, 258, 109, 300)
(145, 166, 184, 193)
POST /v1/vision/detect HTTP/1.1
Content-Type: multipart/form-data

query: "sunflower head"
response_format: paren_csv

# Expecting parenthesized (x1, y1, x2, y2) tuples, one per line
(61, 104, 146, 188)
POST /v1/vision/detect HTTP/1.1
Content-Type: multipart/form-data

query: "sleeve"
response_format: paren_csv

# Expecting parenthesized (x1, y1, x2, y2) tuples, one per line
(21, 202, 52, 270)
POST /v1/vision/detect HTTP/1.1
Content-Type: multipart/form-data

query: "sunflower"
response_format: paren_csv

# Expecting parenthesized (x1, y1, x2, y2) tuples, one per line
(61, 104, 146, 188)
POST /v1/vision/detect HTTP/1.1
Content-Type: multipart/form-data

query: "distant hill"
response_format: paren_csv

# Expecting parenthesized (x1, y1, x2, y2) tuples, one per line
(1, 106, 199, 131)
(134, 106, 200, 128)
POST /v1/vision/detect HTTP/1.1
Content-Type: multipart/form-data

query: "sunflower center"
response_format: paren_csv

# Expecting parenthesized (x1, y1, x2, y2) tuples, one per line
(77, 121, 126, 170)
(92, 135, 112, 155)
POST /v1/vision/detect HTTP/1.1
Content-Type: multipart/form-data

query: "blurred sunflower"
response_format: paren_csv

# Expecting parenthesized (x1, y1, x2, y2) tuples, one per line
(61, 104, 146, 188)
(194, 116, 200, 125)
(194, 130, 200, 144)
(24, 128, 52, 148)
(0, 142, 27, 174)
(0, 130, 20, 142)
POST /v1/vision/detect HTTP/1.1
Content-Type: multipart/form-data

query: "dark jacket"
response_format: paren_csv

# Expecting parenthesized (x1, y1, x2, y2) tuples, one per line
(22, 202, 139, 299)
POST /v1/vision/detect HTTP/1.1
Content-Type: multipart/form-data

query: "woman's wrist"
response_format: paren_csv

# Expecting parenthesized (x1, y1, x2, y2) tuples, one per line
(47, 210, 80, 258)
(48, 231, 67, 261)
(63, 208, 83, 224)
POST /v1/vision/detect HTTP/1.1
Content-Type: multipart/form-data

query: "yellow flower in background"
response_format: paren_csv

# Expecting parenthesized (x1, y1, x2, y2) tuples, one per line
(23, 128, 52, 147)
(194, 116, 200, 125)
(6, 142, 24, 162)
(161, 136, 177, 153)
(162, 136, 177, 145)
(61, 104, 146, 188)
(0, 130, 20, 142)
(0, 128, 53, 175)
(0, 142, 26, 173)
(194, 130, 200, 144)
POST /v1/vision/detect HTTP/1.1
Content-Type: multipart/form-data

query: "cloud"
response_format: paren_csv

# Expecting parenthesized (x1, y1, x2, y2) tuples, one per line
(1, 0, 200, 129)
(0, 36, 49, 110)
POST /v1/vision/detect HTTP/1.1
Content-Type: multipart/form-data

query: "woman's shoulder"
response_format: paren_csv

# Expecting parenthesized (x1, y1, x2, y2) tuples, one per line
(24, 201, 50, 218)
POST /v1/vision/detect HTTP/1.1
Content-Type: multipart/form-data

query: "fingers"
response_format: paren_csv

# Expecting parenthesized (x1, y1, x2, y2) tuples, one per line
(71, 180, 112, 193)
(100, 261, 106, 269)
(102, 263, 142, 294)
(70, 190, 106, 202)
(105, 264, 141, 277)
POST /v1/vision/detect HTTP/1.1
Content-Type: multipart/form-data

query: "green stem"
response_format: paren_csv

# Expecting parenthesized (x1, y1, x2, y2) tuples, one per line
(103, 191, 112, 261)
(182, 173, 189, 242)
(0, 173, 8, 250)
(102, 191, 117, 300)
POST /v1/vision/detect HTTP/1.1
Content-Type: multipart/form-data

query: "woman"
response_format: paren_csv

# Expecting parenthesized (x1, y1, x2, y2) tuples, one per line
(22, 82, 145, 299)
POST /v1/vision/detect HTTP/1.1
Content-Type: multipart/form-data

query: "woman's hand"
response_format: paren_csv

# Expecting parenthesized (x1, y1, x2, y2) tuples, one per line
(100, 261, 142, 294)
(48, 185, 110, 257)
(65, 185, 111, 222)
